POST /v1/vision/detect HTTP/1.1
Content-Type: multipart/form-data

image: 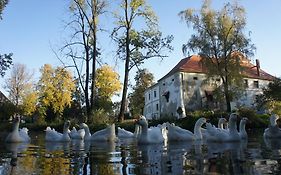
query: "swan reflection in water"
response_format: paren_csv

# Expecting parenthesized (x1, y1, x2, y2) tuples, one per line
(45, 141, 71, 152)
(206, 140, 248, 175)
(264, 137, 281, 150)
(166, 141, 193, 174)
(137, 143, 165, 175)
(3, 142, 29, 175)
(5, 142, 29, 167)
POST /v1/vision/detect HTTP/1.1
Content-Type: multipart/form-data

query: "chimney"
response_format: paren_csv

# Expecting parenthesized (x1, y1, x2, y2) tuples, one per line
(256, 59, 260, 76)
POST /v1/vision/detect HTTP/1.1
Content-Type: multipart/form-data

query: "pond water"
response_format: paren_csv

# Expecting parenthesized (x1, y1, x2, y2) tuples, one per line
(0, 129, 281, 175)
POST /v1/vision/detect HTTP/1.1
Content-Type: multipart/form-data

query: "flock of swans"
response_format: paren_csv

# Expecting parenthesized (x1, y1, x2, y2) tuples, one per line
(4, 113, 281, 145)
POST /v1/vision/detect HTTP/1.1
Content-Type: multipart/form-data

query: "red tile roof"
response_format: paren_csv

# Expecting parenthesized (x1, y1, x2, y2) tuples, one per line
(159, 55, 275, 81)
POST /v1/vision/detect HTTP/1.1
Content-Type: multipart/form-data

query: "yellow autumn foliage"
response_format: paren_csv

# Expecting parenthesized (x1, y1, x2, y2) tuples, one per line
(95, 65, 122, 99)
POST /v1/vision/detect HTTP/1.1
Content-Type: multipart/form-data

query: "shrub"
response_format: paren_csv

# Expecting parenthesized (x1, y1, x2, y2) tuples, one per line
(238, 107, 268, 128)
(88, 108, 114, 126)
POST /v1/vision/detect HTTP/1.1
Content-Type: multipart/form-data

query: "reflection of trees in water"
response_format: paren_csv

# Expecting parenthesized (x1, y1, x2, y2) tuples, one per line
(204, 140, 249, 175)
(88, 141, 116, 175)
(4, 130, 281, 175)
(134, 143, 165, 175)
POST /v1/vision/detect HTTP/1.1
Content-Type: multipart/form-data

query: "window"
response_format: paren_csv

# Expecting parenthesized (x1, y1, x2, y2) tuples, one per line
(154, 91, 157, 98)
(244, 79, 248, 88)
(172, 78, 174, 81)
(148, 93, 150, 100)
(156, 104, 159, 111)
(163, 83, 165, 86)
(162, 91, 170, 102)
(253, 81, 259, 88)
(193, 77, 198, 80)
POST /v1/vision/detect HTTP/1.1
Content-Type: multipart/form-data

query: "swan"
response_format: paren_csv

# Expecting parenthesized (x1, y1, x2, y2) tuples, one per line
(69, 126, 85, 140)
(45, 120, 71, 142)
(205, 113, 240, 142)
(239, 117, 248, 139)
(167, 123, 194, 141)
(135, 115, 165, 144)
(79, 123, 117, 142)
(263, 114, 281, 138)
(158, 122, 168, 141)
(218, 118, 228, 129)
(117, 124, 141, 138)
(201, 118, 227, 139)
(166, 118, 207, 142)
(5, 116, 30, 143)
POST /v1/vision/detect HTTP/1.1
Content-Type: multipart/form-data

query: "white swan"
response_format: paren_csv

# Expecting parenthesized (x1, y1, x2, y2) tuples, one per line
(69, 126, 85, 140)
(5, 116, 30, 143)
(218, 118, 228, 129)
(239, 117, 248, 139)
(117, 124, 141, 138)
(45, 120, 71, 142)
(263, 114, 281, 138)
(205, 113, 240, 142)
(166, 118, 207, 142)
(79, 123, 117, 142)
(135, 115, 165, 144)
(201, 118, 228, 139)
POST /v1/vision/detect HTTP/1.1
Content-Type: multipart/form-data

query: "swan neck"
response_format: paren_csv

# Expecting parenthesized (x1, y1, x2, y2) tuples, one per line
(84, 126, 91, 136)
(218, 121, 224, 129)
(229, 119, 237, 132)
(194, 121, 202, 139)
(134, 125, 140, 135)
(63, 126, 69, 134)
(141, 124, 148, 136)
(13, 121, 20, 132)
(270, 116, 278, 126)
(239, 122, 246, 132)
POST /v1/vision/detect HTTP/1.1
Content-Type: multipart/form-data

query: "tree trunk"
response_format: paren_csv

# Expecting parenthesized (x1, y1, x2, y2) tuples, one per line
(118, 0, 130, 122)
(223, 82, 232, 112)
(90, 0, 97, 112)
(85, 45, 91, 122)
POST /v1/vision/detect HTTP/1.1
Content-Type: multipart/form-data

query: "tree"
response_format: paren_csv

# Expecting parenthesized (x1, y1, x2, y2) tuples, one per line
(95, 65, 122, 100)
(0, 0, 9, 19)
(4, 63, 36, 116)
(37, 64, 75, 121)
(112, 0, 173, 121)
(256, 78, 281, 115)
(179, 0, 255, 112)
(60, 0, 107, 121)
(0, 1, 12, 76)
(94, 65, 122, 112)
(0, 52, 12, 77)
(128, 69, 154, 117)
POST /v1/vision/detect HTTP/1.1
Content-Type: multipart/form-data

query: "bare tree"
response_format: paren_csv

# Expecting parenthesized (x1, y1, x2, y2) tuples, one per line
(4, 63, 34, 107)
(60, 0, 107, 121)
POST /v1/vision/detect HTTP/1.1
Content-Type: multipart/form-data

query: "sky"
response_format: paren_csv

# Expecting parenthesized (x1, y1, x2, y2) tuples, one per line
(0, 0, 281, 98)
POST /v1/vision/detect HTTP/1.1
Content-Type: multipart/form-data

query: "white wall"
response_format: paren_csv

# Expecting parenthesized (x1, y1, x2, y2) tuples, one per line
(144, 71, 272, 119)
(144, 85, 160, 119)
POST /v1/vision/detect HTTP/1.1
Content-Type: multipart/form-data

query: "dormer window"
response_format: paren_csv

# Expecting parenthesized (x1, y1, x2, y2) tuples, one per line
(253, 81, 259, 88)
(193, 77, 198, 80)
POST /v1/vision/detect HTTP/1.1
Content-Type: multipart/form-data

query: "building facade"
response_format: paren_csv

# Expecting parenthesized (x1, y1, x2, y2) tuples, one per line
(144, 55, 275, 120)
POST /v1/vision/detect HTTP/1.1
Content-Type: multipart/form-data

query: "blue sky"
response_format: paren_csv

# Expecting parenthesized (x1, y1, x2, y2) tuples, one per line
(0, 0, 281, 97)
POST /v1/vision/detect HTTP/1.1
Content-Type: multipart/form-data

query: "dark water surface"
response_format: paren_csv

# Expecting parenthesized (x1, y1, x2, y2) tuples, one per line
(0, 129, 281, 175)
